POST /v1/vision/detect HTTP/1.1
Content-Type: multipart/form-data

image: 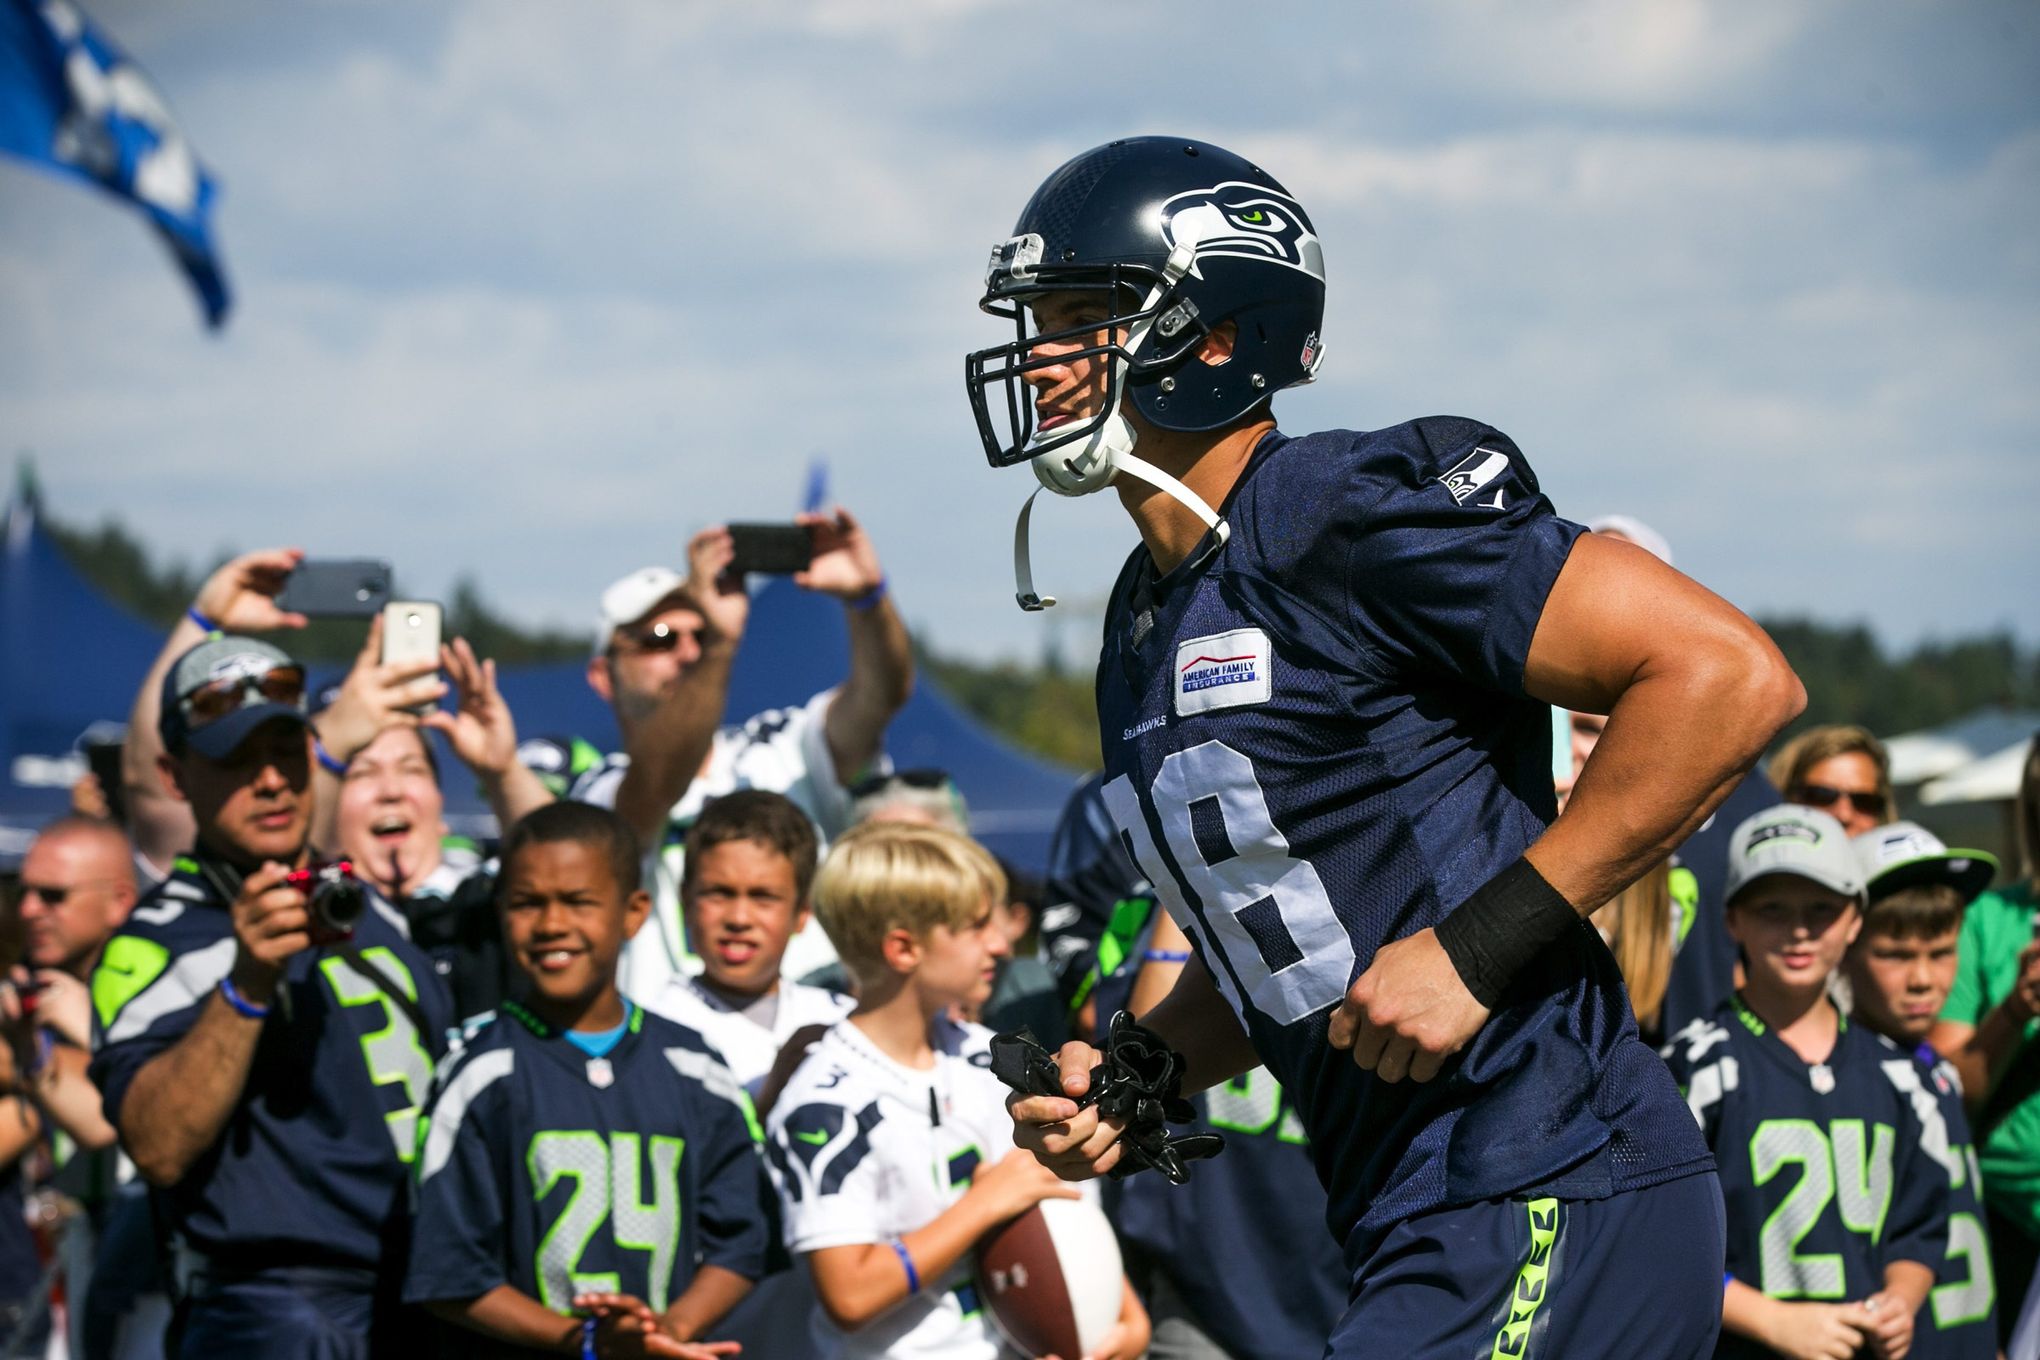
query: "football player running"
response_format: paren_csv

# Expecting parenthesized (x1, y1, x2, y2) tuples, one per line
(977, 137, 1804, 1359)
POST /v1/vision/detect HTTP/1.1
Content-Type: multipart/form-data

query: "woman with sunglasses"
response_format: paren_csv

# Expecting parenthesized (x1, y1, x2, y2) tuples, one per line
(1767, 723, 1898, 836)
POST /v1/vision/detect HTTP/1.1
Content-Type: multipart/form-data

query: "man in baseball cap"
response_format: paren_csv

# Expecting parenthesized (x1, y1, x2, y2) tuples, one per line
(94, 629, 453, 1357)
(156, 634, 312, 760)
(570, 515, 913, 1001)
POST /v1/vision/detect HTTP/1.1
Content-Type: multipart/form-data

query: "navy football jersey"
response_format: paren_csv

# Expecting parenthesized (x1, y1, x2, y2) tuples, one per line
(1095, 419, 1709, 1257)
(1898, 1048, 1996, 1359)
(89, 852, 454, 1268)
(405, 1002, 772, 1354)
(1661, 998, 1946, 1359)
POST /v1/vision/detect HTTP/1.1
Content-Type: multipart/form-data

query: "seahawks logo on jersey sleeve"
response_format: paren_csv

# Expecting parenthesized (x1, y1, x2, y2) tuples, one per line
(768, 1100, 883, 1202)
(1161, 182, 1325, 282)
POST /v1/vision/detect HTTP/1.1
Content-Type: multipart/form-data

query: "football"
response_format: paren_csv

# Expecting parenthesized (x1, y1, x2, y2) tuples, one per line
(975, 1194, 1123, 1359)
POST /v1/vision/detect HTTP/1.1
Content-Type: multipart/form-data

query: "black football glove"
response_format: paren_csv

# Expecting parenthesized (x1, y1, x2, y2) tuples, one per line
(990, 1010, 1225, 1185)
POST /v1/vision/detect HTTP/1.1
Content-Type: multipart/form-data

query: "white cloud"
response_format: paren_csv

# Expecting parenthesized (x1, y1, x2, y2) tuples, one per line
(1, 0, 2035, 661)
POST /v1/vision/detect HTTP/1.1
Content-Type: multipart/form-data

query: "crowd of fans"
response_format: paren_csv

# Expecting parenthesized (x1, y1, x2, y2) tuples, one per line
(1, 512, 2037, 1360)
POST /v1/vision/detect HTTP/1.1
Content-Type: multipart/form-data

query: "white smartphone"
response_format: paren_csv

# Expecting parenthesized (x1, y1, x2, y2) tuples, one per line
(381, 601, 443, 712)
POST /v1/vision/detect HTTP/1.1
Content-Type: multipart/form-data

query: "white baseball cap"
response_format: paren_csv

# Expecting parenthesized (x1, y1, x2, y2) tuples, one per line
(1725, 805, 1865, 907)
(1852, 821, 1998, 905)
(1588, 514, 1674, 568)
(592, 566, 687, 657)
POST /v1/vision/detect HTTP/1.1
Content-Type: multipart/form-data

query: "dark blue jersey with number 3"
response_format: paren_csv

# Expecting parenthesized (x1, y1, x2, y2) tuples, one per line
(1095, 419, 1711, 1260)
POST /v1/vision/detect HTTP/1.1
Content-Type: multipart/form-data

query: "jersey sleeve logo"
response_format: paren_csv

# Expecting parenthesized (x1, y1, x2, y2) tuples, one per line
(1174, 629, 1273, 717)
(1438, 446, 1511, 505)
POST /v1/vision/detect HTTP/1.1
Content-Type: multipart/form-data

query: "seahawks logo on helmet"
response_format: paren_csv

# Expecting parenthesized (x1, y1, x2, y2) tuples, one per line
(1160, 182, 1325, 282)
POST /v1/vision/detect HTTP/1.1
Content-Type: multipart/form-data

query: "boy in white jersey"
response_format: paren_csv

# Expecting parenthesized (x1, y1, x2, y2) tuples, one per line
(646, 790, 853, 1097)
(766, 823, 1149, 1360)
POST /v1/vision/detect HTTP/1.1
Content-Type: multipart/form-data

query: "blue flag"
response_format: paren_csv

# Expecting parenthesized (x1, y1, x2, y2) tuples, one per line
(0, 0, 230, 327)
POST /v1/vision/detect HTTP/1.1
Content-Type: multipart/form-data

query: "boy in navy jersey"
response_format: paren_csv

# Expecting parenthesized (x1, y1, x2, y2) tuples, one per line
(972, 138, 1803, 1356)
(1662, 806, 1945, 1359)
(406, 802, 770, 1358)
(1843, 823, 2003, 1359)
(89, 633, 456, 1359)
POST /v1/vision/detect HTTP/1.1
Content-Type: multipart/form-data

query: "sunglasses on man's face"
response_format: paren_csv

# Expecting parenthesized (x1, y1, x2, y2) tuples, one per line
(611, 622, 692, 656)
(1790, 783, 1888, 818)
(19, 881, 115, 907)
(180, 666, 308, 729)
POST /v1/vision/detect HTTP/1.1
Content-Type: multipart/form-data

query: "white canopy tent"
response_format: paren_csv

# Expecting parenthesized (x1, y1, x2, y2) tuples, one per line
(1919, 737, 2034, 806)
(1885, 709, 2040, 786)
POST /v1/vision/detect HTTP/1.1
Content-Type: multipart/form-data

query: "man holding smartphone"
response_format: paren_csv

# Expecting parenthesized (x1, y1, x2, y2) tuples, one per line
(570, 506, 914, 998)
(90, 632, 453, 1359)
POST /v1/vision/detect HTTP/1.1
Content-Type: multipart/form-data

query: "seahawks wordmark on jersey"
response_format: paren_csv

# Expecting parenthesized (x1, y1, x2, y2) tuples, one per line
(571, 689, 870, 998)
(406, 1002, 773, 1352)
(89, 852, 454, 1270)
(1095, 419, 1710, 1260)
(765, 1016, 1026, 1360)
(1660, 999, 1948, 1360)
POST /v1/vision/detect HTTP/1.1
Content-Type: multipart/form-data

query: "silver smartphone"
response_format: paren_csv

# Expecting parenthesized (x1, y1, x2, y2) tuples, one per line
(381, 601, 443, 712)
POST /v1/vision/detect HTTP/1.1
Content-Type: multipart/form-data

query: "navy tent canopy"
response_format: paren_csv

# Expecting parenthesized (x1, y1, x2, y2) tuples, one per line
(0, 484, 1078, 869)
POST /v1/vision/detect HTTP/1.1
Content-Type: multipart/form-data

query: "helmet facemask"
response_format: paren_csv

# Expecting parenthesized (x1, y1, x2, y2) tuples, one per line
(964, 138, 1327, 610)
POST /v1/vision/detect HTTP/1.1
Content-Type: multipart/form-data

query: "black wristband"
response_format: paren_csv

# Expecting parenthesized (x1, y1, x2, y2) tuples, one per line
(1432, 857, 1579, 1008)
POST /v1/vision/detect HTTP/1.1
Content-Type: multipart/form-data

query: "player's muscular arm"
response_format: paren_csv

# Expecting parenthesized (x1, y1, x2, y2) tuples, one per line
(807, 1148, 1078, 1331)
(1520, 533, 1805, 913)
(118, 865, 309, 1186)
(1334, 535, 1803, 1084)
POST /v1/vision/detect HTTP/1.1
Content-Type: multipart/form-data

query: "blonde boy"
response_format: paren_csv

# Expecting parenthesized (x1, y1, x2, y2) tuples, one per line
(765, 823, 1148, 1359)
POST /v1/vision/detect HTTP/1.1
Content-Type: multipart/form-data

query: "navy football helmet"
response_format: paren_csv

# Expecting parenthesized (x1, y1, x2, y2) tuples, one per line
(966, 136, 1327, 470)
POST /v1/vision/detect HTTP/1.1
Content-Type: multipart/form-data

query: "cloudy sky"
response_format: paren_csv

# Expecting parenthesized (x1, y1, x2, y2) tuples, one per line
(2, 0, 2035, 661)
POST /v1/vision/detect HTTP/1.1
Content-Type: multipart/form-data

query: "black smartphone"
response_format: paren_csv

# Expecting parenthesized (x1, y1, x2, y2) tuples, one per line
(85, 739, 126, 826)
(726, 523, 814, 576)
(276, 559, 392, 617)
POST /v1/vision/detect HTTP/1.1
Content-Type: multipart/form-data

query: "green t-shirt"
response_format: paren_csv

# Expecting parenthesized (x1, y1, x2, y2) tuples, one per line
(1941, 880, 2040, 1235)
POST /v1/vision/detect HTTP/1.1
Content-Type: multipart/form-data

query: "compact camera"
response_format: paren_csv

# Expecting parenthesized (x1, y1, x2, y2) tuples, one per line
(286, 861, 367, 944)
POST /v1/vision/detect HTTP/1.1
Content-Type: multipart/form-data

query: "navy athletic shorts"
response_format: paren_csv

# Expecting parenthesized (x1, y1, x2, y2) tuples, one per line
(1326, 1170, 1726, 1359)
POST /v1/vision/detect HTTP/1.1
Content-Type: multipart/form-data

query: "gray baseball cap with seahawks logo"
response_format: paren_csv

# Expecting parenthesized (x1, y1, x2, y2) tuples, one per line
(158, 634, 313, 760)
(1853, 821, 1998, 905)
(1725, 805, 1866, 907)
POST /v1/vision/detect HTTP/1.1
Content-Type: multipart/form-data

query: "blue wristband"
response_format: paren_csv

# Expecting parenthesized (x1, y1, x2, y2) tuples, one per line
(314, 740, 348, 777)
(890, 1238, 921, 1295)
(1142, 948, 1191, 964)
(186, 606, 219, 634)
(580, 1315, 597, 1360)
(218, 976, 272, 1020)
(849, 575, 889, 612)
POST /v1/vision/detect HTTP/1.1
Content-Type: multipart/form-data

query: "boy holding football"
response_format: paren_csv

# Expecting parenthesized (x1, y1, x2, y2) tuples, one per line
(1844, 823, 2002, 1358)
(1661, 806, 1946, 1359)
(405, 802, 771, 1358)
(765, 822, 1148, 1359)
